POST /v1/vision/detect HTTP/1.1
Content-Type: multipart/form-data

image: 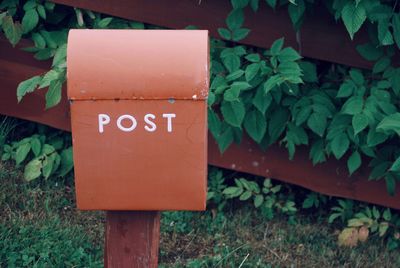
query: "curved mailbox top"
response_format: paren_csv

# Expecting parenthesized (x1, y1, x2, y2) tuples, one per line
(67, 29, 209, 100)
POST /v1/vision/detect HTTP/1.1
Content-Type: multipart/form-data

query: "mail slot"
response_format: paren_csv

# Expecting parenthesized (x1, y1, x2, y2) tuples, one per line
(67, 30, 209, 210)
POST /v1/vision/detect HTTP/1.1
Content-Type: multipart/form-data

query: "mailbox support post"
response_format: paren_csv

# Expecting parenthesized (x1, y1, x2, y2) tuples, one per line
(105, 211, 161, 268)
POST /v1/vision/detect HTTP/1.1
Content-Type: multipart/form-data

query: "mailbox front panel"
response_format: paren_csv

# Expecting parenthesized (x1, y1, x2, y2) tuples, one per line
(71, 100, 207, 210)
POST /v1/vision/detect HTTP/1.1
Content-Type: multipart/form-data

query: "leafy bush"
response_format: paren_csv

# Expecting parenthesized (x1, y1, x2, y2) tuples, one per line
(1, 121, 73, 181)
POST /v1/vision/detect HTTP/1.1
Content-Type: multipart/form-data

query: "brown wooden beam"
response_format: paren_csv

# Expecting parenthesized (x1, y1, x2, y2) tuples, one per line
(51, 0, 372, 69)
(105, 211, 160, 268)
(0, 37, 399, 210)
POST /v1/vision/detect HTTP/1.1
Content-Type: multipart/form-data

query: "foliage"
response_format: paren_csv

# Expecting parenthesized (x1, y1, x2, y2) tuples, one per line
(0, 116, 16, 154)
(210, 0, 400, 195)
(0, 218, 102, 267)
(209, 168, 400, 248)
(1, 0, 400, 195)
(1, 124, 73, 181)
(336, 205, 400, 249)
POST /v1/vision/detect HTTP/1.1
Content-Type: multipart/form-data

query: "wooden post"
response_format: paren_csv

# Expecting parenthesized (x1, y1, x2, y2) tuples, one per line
(105, 211, 161, 268)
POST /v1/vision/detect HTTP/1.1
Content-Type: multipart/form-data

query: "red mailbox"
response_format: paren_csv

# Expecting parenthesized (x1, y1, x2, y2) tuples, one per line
(67, 30, 209, 210)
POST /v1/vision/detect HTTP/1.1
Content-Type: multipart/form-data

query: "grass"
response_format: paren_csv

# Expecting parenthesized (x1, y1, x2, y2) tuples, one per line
(1, 162, 400, 267)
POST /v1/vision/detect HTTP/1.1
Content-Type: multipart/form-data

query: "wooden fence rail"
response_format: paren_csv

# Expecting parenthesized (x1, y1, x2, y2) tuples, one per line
(0, 37, 399, 210)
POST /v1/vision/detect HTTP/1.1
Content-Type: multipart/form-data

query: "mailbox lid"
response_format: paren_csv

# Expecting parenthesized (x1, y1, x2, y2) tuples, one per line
(67, 29, 209, 101)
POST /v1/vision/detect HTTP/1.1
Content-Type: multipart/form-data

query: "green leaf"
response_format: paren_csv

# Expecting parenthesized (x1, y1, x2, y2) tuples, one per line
(98, 17, 113, 28)
(268, 108, 289, 143)
(226, 9, 244, 30)
(31, 32, 46, 48)
(369, 161, 391, 180)
(34, 48, 55, 60)
(393, 14, 400, 49)
(377, 19, 394, 46)
(341, 2, 366, 40)
(16, 143, 31, 165)
(22, 9, 39, 33)
(245, 53, 260, 62)
(239, 190, 252, 201)
(356, 43, 383, 61)
(265, 0, 277, 8)
(254, 194, 264, 207)
(288, 0, 305, 30)
(372, 57, 390, 74)
(223, 86, 241, 102)
(250, 0, 259, 11)
(30, 137, 41, 157)
(299, 61, 317, 83)
(379, 222, 389, 237)
(42, 153, 56, 179)
(37, 5, 46, 19)
(307, 113, 327, 137)
(377, 113, 400, 135)
(244, 109, 267, 143)
(349, 69, 364, 85)
(385, 174, 396, 196)
(277, 47, 302, 62)
(39, 70, 59, 89)
(58, 147, 73, 177)
(226, 69, 244, 81)
(2, 15, 22, 46)
(341, 96, 363, 115)
(221, 100, 245, 127)
(331, 133, 349, 159)
(208, 109, 221, 138)
(23, 1, 37, 11)
(17, 75, 41, 102)
(231, 0, 249, 9)
(328, 213, 341, 224)
(24, 158, 42, 181)
(222, 54, 240, 73)
(337, 80, 355, 98)
(295, 106, 312, 126)
(231, 81, 251, 91)
(390, 156, 400, 172)
(278, 61, 302, 79)
(347, 151, 361, 175)
(310, 139, 326, 165)
(302, 195, 315, 209)
(252, 86, 272, 115)
(216, 125, 234, 153)
(270, 38, 284, 55)
(352, 113, 369, 135)
(45, 80, 62, 109)
(383, 208, 391, 221)
(223, 186, 241, 196)
(232, 28, 250, 41)
(367, 128, 388, 147)
(245, 63, 260, 81)
(42, 144, 55, 155)
(52, 43, 67, 67)
(217, 28, 231, 40)
(264, 75, 282, 94)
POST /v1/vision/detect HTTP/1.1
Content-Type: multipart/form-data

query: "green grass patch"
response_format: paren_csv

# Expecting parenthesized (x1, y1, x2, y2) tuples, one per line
(1, 162, 400, 267)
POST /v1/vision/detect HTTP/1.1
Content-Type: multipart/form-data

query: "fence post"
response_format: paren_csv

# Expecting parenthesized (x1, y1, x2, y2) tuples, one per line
(105, 211, 161, 268)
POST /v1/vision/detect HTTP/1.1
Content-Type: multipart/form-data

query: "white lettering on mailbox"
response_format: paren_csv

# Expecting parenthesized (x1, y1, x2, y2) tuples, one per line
(98, 113, 176, 133)
(162, 113, 176, 133)
(144, 114, 157, 132)
(98, 114, 110, 133)
(117, 114, 138, 132)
